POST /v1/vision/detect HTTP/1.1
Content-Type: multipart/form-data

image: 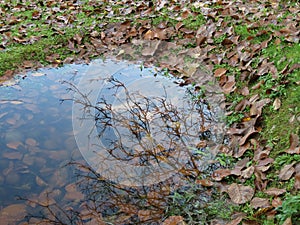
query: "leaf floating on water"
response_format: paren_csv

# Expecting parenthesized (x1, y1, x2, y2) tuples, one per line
(0, 100, 23, 105)
(11, 100, 23, 105)
(31, 72, 46, 77)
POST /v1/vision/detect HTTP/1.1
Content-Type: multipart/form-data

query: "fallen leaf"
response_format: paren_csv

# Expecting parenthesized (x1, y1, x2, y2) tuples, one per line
(273, 98, 281, 110)
(36, 176, 48, 187)
(0, 204, 27, 224)
(2, 151, 23, 160)
(226, 183, 254, 204)
(241, 165, 255, 179)
(278, 163, 295, 180)
(64, 183, 84, 201)
(214, 68, 227, 77)
(264, 188, 286, 196)
(195, 179, 214, 187)
(163, 216, 185, 225)
(212, 169, 231, 181)
(25, 138, 38, 147)
(138, 210, 161, 222)
(282, 218, 292, 225)
(250, 197, 270, 209)
(6, 141, 22, 150)
(292, 170, 300, 189)
(285, 133, 299, 154)
(271, 197, 282, 208)
(31, 72, 45, 77)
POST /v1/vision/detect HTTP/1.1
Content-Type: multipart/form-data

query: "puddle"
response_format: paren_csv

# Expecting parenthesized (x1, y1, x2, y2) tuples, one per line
(0, 56, 225, 224)
(0, 64, 88, 224)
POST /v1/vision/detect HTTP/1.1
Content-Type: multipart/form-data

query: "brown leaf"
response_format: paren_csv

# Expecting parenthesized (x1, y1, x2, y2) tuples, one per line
(64, 183, 84, 201)
(6, 141, 22, 150)
(195, 179, 214, 187)
(294, 173, 300, 190)
(241, 165, 255, 179)
(250, 98, 271, 117)
(144, 30, 154, 40)
(273, 98, 281, 110)
(2, 152, 23, 160)
(222, 75, 236, 94)
(226, 217, 243, 225)
(163, 216, 185, 225)
(287, 133, 299, 152)
(214, 68, 227, 77)
(239, 86, 249, 96)
(271, 197, 282, 208)
(226, 183, 254, 204)
(36, 176, 47, 187)
(278, 163, 295, 181)
(282, 218, 292, 225)
(239, 127, 258, 146)
(212, 169, 231, 181)
(250, 197, 270, 209)
(0, 204, 27, 224)
(264, 188, 286, 196)
(25, 138, 38, 147)
(31, 72, 45, 77)
(138, 210, 161, 222)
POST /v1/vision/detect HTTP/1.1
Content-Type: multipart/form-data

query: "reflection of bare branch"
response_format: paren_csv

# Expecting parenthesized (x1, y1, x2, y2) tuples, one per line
(83, 76, 217, 177)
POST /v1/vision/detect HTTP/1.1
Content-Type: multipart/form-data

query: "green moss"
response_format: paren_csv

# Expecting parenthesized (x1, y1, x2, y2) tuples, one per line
(182, 14, 206, 30)
(0, 31, 77, 74)
(262, 80, 300, 155)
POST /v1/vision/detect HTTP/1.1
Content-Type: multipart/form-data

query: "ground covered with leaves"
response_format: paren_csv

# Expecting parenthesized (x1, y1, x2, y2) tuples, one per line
(0, 0, 300, 224)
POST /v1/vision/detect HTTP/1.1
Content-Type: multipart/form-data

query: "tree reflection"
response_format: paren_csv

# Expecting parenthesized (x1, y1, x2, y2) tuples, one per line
(22, 73, 226, 224)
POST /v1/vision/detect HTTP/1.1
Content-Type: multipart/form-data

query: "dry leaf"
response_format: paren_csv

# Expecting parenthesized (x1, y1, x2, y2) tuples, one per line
(212, 169, 231, 181)
(195, 179, 214, 187)
(264, 188, 286, 196)
(31, 72, 45, 77)
(6, 141, 22, 150)
(214, 68, 227, 77)
(250, 197, 270, 209)
(0, 204, 27, 224)
(226, 183, 254, 204)
(294, 173, 300, 190)
(278, 163, 295, 180)
(271, 197, 282, 208)
(273, 98, 281, 110)
(163, 216, 185, 225)
(282, 218, 292, 225)
(2, 152, 23, 160)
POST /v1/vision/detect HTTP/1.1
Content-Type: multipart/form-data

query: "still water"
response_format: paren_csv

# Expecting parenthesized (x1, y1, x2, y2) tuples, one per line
(0, 59, 225, 224)
(0, 64, 88, 224)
